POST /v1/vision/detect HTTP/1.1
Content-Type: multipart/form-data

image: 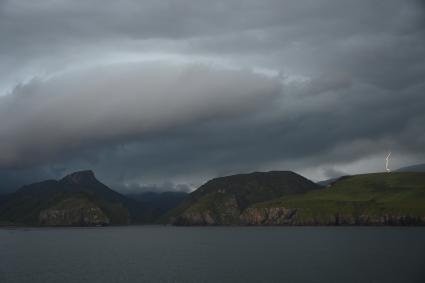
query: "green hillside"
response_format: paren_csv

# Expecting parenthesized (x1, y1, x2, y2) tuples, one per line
(253, 172, 425, 225)
(0, 171, 134, 226)
(3, 170, 424, 226)
(0, 170, 189, 226)
(168, 171, 321, 225)
(169, 172, 425, 225)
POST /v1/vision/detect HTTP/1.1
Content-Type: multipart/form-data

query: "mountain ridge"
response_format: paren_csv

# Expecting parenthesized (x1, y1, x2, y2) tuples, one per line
(396, 163, 425, 172)
(2, 169, 425, 226)
(0, 170, 134, 226)
(169, 171, 425, 226)
(0, 170, 190, 226)
(168, 171, 322, 225)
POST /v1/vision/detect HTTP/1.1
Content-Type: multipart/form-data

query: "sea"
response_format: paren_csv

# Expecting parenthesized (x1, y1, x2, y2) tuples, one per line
(1, 226, 424, 283)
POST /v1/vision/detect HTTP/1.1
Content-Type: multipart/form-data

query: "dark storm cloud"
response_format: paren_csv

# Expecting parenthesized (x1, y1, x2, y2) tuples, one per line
(0, 63, 280, 168)
(0, 0, 424, 192)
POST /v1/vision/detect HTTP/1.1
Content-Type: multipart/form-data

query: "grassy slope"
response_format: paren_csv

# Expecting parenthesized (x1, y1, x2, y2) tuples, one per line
(165, 171, 321, 224)
(255, 172, 425, 221)
(0, 184, 131, 226)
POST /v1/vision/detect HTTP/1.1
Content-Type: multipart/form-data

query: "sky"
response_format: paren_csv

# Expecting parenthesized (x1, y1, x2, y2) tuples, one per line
(0, 0, 424, 193)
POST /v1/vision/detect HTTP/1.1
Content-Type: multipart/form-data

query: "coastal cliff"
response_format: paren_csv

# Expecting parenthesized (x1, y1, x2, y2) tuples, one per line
(170, 172, 425, 226)
(239, 207, 425, 225)
(38, 195, 110, 226)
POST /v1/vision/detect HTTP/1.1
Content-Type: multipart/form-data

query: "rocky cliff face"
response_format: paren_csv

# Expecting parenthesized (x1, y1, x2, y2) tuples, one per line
(240, 207, 297, 225)
(239, 207, 425, 226)
(174, 205, 425, 226)
(0, 170, 137, 226)
(39, 206, 110, 226)
(169, 171, 321, 225)
(173, 196, 240, 225)
(38, 195, 110, 226)
(171, 172, 425, 226)
(173, 211, 217, 225)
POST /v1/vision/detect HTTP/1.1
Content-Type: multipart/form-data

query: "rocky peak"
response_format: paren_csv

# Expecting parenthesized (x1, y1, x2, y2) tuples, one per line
(61, 170, 97, 185)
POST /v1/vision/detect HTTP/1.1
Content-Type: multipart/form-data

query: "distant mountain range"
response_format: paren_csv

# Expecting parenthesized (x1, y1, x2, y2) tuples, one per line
(126, 191, 188, 221)
(395, 163, 425, 172)
(1, 165, 425, 226)
(316, 162, 425, 186)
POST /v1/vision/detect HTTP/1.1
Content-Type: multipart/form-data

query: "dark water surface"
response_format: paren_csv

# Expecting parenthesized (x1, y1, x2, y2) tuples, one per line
(1, 226, 424, 283)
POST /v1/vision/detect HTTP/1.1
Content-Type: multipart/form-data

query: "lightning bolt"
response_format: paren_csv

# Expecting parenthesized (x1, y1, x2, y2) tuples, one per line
(385, 151, 391, 173)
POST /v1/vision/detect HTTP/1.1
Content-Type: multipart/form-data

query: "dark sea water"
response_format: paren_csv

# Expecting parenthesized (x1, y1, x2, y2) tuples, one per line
(0, 226, 424, 283)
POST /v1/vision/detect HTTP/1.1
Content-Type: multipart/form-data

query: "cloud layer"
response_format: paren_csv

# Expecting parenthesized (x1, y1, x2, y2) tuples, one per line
(0, 63, 280, 168)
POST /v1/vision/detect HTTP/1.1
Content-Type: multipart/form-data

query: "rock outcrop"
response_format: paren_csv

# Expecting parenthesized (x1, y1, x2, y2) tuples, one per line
(38, 195, 110, 226)
(39, 206, 110, 226)
(173, 205, 425, 226)
(0, 170, 136, 226)
(240, 207, 425, 226)
(240, 207, 297, 225)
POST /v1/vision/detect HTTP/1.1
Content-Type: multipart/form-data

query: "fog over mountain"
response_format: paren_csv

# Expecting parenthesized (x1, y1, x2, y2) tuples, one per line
(0, 0, 424, 193)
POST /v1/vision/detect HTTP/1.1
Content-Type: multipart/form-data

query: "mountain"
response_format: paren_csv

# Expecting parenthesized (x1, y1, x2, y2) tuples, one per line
(168, 171, 321, 225)
(241, 172, 425, 225)
(3, 169, 424, 226)
(317, 161, 425, 186)
(169, 171, 425, 226)
(0, 170, 147, 226)
(396, 163, 425, 172)
(126, 191, 188, 221)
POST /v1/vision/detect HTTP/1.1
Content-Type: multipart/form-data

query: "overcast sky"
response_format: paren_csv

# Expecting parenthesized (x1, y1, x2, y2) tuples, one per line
(0, 0, 424, 193)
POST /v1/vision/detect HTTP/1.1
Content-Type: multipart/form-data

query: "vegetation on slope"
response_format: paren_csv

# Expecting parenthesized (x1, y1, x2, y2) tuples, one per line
(168, 171, 321, 225)
(253, 172, 425, 224)
(0, 171, 132, 225)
